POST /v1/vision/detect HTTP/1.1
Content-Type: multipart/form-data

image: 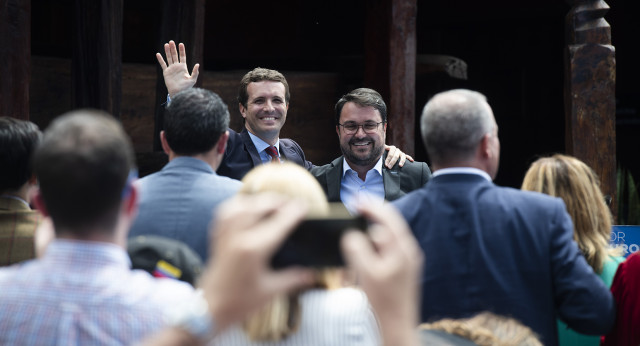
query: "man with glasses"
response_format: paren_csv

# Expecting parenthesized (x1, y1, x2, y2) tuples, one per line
(311, 88, 431, 213)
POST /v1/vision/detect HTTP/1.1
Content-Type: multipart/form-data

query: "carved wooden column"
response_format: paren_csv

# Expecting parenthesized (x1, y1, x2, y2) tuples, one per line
(365, 0, 417, 156)
(0, 0, 30, 120)
(153, 0, 205, 151)
(564, 0, 616, 214)
(72, 0, 123, 118)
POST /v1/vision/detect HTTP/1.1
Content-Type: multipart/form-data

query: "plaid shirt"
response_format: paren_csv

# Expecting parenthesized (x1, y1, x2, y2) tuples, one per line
(0, 240, 197, 345)
(0, 196, 43, 266)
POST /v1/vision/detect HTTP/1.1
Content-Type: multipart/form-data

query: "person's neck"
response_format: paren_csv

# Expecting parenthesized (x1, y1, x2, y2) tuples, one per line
(1, 184, 31, 204)
(345, 158, 379, 182)
(169, 151, 221, 172)
(246, 125, 278, 146)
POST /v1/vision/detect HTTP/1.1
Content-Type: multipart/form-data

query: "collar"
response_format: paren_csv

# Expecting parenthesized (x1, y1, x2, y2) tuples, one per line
(0, 194, 31, 210)
(44, 239, 132, 268)
(342, 156, 383, 178)
(247, 131, 280, 155)
(432, 167, 492, 182)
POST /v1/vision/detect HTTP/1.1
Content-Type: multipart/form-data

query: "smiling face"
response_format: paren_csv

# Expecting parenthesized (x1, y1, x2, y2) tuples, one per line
(337, 102, 386, 170)
(239, 81, 289, 145)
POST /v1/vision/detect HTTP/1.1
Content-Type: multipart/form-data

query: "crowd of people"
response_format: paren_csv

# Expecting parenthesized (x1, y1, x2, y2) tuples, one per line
(0, 39, 638, 345)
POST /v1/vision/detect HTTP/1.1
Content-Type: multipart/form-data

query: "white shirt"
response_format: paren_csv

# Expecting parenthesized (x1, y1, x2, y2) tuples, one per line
(340, 157, 385, 215)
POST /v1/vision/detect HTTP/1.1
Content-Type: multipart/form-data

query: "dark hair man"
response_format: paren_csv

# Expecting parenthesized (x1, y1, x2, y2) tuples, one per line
(128, 88, 241, 261)
(392, 89, 616, 345)
(0, 117, 43, 265)
(311, 88, 431, 213)
(0, 110, 199, 344)
(156, 40, 411, 181)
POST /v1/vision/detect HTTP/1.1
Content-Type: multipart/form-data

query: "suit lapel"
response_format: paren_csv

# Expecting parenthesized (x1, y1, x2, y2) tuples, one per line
(382, 151, 402, 200)
(326, 157, 344, 201)
(240, 129, 263, 167)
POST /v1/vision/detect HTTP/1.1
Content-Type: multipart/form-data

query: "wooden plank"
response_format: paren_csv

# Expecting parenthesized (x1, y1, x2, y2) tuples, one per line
(364, 0, 417, 156)
(153, 0, 206, 151)
(0, 0, 30, 120)
(564, 0, 617, 215)
(72, 0, 123, 118)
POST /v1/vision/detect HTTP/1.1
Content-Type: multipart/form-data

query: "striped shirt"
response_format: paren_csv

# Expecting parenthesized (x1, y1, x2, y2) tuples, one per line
(0, 240, 197, 345)
(212, 288, 381, 346)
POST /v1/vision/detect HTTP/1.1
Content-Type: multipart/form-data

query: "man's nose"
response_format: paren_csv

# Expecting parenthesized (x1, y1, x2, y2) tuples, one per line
(264, 100, 275, 112)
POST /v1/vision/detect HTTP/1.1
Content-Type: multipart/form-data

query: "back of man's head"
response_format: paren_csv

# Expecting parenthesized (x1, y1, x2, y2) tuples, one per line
(164, 88, 230, 156)
(0, 117, 42, 192)
(237, 67, 290, 108)
(421, 89, 495, 166)
(34, 110, 134, 233)
(334, 88, 388, 124)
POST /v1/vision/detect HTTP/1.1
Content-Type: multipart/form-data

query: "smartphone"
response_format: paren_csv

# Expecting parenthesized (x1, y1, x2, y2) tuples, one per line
(271, 203, 368, 269)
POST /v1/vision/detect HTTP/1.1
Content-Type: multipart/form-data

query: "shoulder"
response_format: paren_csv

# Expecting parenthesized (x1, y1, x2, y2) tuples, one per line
(310, 157, 342, 176)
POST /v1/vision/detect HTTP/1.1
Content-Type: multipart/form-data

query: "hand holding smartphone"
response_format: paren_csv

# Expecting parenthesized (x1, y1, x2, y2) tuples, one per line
(271, 203, 368, 269)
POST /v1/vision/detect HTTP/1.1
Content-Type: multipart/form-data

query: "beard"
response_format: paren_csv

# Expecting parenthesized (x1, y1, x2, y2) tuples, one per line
(340, 136, 384, 167)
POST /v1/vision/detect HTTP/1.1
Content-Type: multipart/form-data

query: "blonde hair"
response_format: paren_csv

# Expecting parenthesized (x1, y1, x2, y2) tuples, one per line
(521, 154, 619, 273)
(239, 162, 341, 341)
(420, 312, 542, 346)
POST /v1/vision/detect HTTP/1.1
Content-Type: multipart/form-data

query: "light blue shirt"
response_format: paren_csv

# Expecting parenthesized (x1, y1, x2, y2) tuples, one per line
(340, 157, 385, 214)
(247, 131, 281, 163)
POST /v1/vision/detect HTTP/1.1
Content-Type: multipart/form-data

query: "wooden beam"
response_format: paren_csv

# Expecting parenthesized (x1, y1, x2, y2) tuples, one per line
(153, 0, 205, 151)
(72, 0, 123, 118)
(0, 0, 30, 120)
(564, 0, 617, 216)
(365, 0, 417, 156)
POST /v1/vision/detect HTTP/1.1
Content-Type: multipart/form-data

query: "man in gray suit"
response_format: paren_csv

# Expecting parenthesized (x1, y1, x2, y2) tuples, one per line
(129, 88, 241, 261)
(311, 88, 431, 213)
(393, 89, 615, 345)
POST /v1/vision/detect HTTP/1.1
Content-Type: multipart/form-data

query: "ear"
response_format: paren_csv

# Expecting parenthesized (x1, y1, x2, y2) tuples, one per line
(32, 190, 50, 217)
(28, 173, 38, 186)
(336, 125, 340, 138)
(160, 131, 171, 155)
(479, 133, 492, 159)
(217, 131, 229, 154)
(239, 103, 247, 119)
(122, 183, 138, 220)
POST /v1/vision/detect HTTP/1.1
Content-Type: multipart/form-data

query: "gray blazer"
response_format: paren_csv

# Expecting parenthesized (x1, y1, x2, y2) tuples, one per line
(128, 157, 241, 260)
(310, 152, 431, 202)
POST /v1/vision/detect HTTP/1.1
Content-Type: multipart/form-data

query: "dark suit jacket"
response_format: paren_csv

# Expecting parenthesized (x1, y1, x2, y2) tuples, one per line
(392, 173, 615, 346)
(216, 128, 314, 180)
(310, 152, 431, 202)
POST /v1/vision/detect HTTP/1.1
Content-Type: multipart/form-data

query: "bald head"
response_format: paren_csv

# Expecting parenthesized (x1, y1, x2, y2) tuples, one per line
(421, 89, 499, 176)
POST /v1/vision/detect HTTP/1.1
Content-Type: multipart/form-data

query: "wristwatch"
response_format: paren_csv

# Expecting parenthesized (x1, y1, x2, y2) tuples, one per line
(165, 290, 215, 341)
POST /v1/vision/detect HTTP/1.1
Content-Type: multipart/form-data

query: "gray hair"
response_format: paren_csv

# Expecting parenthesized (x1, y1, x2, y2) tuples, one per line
(421, 89, 495, 165)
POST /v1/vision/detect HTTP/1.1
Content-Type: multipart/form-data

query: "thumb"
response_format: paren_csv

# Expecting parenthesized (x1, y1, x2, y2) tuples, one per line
(191, 64, 200, 79)
(341, 230, 377, 272)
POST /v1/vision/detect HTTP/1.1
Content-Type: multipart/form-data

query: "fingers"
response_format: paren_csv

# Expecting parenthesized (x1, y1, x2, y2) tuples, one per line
(251, 198, 308, 255)
(341, 230, 377, 272)
(398, 154, 407, 167)
(406, 154, 415, 162)
(155, 53, 167, 70)
(170, 40, 179, 65)
(179, 42, 187, 66)
(163, 42, 173, 65)
(384, 145, 400, 169)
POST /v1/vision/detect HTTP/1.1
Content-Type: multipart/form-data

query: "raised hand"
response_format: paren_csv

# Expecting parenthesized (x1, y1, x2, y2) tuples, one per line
(156, 40, 200, 96)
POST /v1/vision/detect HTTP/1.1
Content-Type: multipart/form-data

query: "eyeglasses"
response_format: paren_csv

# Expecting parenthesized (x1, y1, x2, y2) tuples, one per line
(338, 122, 384, 135)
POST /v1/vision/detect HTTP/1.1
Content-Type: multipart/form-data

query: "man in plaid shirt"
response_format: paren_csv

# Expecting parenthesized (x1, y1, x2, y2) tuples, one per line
(0, 110, 198, 345)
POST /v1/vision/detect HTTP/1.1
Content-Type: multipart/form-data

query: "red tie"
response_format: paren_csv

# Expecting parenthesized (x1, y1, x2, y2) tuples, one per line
(265, 146, 281, 163)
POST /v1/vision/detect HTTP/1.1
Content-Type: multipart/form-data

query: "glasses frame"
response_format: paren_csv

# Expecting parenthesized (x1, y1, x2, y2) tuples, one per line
(338, 121, 385, 135)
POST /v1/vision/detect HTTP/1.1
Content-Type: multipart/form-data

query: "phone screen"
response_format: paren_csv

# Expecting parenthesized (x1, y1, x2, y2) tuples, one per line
(271, 209, 368, 269)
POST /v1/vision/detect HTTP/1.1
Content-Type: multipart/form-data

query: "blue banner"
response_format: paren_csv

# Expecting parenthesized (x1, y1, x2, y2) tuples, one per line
(611, 225, 640, 257)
